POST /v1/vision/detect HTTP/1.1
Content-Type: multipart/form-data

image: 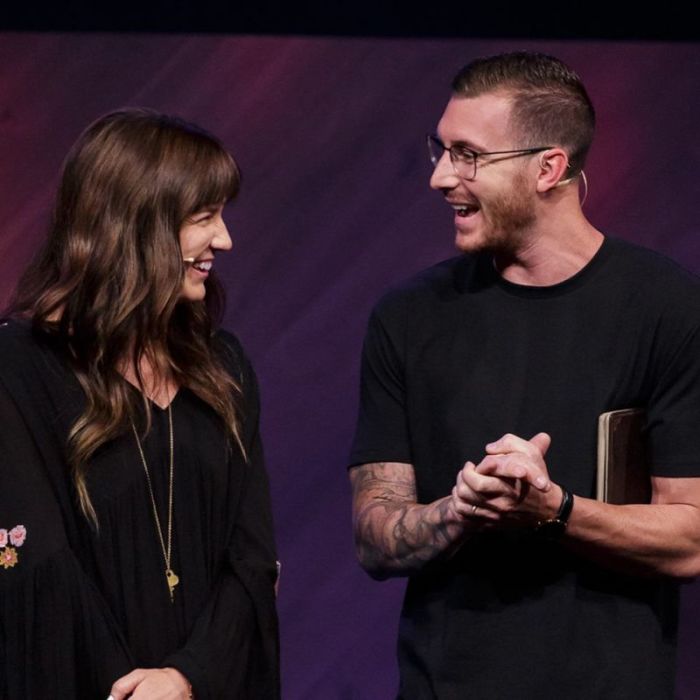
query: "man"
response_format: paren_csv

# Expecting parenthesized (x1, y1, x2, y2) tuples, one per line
(348, 52, 700, 698)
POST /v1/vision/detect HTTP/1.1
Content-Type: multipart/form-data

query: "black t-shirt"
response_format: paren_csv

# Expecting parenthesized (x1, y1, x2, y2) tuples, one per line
(350, 236, 700, 699)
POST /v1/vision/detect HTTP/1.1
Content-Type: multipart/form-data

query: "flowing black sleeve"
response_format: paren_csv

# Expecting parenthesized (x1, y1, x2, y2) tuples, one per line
(162, 332, 280, 699)
(0, 379, 133, 700)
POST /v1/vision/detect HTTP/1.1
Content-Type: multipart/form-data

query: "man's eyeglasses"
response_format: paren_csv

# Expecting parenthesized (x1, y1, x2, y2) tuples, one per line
(427, 134, 552, 181)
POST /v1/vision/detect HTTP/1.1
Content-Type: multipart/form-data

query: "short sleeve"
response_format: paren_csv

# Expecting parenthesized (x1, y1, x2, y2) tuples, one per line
(349, 295, 413, 467)
(646, 322, 700, 476)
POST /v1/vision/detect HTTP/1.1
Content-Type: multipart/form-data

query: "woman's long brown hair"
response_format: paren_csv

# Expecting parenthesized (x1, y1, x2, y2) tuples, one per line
(10, 109, 245, 524)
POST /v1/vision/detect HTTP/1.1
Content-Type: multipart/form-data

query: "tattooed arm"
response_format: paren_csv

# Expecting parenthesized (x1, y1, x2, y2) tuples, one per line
(349, 461, 481, 579)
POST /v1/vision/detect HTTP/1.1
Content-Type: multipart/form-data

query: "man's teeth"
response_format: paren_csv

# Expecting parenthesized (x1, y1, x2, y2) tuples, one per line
(192, 261, 213, 271)
(452, 204, 478, 217)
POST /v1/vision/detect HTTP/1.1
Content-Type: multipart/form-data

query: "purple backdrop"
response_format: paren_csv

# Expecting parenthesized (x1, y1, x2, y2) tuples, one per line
(1, 34, 699, 698)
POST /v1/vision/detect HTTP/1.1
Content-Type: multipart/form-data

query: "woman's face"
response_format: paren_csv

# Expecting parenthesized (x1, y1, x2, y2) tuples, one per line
(179, 204, 232, 301)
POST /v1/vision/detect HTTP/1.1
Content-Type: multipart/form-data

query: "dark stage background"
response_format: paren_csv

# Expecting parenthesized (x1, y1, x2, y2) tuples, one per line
(1, 34, 699, 698)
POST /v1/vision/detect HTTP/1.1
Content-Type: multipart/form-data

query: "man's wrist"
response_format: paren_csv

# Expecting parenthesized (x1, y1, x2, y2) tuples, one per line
(545, 483, 566, 520)
(162, 667, 193, 698)
(535, 484, 574, 539)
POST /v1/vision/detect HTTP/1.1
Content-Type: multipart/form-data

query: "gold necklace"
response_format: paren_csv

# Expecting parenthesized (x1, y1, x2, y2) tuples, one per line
(131, 405, 179, 602)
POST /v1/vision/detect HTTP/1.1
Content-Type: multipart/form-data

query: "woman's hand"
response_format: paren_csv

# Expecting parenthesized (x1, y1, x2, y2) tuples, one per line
(109, 667, 191, 699)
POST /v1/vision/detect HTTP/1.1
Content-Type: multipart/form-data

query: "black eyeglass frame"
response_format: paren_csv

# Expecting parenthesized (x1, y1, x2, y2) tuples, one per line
(427, 134, 553, 181)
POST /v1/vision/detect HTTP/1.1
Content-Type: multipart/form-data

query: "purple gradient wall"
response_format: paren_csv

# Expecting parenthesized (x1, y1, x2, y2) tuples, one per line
(1, 34, 699, 698)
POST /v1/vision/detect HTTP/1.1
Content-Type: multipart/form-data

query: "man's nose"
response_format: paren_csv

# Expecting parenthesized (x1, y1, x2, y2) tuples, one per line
(429, 152, 459, 190)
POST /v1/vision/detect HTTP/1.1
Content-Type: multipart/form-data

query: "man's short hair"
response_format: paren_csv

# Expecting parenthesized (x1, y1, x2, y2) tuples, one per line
(451, 52, 595, 176)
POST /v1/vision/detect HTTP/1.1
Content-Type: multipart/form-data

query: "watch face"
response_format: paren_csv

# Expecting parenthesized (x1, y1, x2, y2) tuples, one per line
(536, 518, 566, 539)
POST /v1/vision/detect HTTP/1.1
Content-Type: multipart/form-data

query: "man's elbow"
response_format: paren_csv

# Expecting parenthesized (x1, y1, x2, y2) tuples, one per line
(362, 563, 393, 581)
(352, 531, 407, 580)
(664, 551, 700, 579)
(354, 543, 393, 580)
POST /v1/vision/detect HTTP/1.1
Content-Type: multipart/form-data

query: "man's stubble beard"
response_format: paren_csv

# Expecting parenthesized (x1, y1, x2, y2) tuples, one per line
(459, 170, 537, 257)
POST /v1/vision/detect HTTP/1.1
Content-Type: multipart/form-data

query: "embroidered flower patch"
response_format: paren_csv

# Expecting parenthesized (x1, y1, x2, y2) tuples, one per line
(0, 525, 26, 569)
(0, 547, 18, 569)
(9, 525, 26, 547)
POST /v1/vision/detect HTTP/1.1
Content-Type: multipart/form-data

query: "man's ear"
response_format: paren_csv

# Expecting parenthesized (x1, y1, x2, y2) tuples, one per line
(535, 148, 570, 192)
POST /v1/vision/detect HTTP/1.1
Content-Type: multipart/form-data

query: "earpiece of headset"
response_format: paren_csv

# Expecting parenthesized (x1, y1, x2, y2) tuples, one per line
(538, 152, 588, 205)
(554, 170, 588, 205)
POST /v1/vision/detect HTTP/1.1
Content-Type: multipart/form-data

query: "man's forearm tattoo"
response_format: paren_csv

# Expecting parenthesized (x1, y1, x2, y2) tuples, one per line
(350, 462, 465, 577)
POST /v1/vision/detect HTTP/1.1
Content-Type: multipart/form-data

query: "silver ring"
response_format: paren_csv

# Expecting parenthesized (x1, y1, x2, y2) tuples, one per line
(471, 505, 478, 515)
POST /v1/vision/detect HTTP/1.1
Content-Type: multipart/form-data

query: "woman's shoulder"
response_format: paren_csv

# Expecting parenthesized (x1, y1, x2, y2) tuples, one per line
(212, 328, 258, 390)
(214, 327, 244, 355)
(0, 319, 69, 388)
(214, 328, 249, 367)
(0, 319, 43, 364)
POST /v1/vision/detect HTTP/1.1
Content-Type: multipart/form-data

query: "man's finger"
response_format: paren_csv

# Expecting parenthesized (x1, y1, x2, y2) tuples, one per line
(450, 491, 500, 521)
(461, 460, 522, 498)
(529, 432, 551, 456)
(474, 454, 526, 480)
(485, 431, 552, 459)
(110, 669, 146, 700)
(477, 453, 550, 492)
(485, 432, 533, 456)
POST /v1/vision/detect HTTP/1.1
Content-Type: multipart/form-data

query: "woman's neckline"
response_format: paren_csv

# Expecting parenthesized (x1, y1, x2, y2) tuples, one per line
(119, 374, 181, 411)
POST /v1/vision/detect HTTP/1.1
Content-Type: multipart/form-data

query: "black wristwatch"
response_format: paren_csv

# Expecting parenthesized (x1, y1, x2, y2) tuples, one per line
(535, 487, 574, 540)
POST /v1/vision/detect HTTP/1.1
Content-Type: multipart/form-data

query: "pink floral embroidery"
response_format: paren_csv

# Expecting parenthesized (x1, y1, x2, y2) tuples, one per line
(9, 525, 26, 547)
(0, 546, 18, 569)
(0, 529, 7, 548)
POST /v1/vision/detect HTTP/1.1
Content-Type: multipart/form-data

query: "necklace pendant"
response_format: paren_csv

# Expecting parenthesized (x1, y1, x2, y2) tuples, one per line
(166, 568, 179, 601)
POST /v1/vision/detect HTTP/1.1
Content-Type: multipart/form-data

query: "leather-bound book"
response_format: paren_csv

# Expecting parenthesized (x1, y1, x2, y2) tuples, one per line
(596, 408, 651, 504)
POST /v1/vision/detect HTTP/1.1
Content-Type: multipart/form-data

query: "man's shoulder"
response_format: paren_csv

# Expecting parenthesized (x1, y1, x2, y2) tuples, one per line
(606, 236, 700, 290)
(371, 254, 479, 318)
(603, 237, 700, 327)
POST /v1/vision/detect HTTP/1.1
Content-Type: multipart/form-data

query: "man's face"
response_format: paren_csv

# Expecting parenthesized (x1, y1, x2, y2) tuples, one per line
(430, 92, 537, 255)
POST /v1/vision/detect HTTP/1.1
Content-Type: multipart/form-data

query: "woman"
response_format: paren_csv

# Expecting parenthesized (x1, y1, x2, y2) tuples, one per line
(0, 110, 279, 699)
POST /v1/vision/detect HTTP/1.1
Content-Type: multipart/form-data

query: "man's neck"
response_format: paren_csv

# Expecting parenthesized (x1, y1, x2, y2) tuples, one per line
(494, 212, 604, 287)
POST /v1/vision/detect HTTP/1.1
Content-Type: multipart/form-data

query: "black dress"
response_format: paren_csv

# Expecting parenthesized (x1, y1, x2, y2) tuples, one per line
(0, 321, 279, 699)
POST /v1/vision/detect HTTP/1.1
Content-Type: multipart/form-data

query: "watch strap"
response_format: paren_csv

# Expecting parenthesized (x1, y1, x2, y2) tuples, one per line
(555, 487, 574, 524)
(535, 486, 574, 538)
